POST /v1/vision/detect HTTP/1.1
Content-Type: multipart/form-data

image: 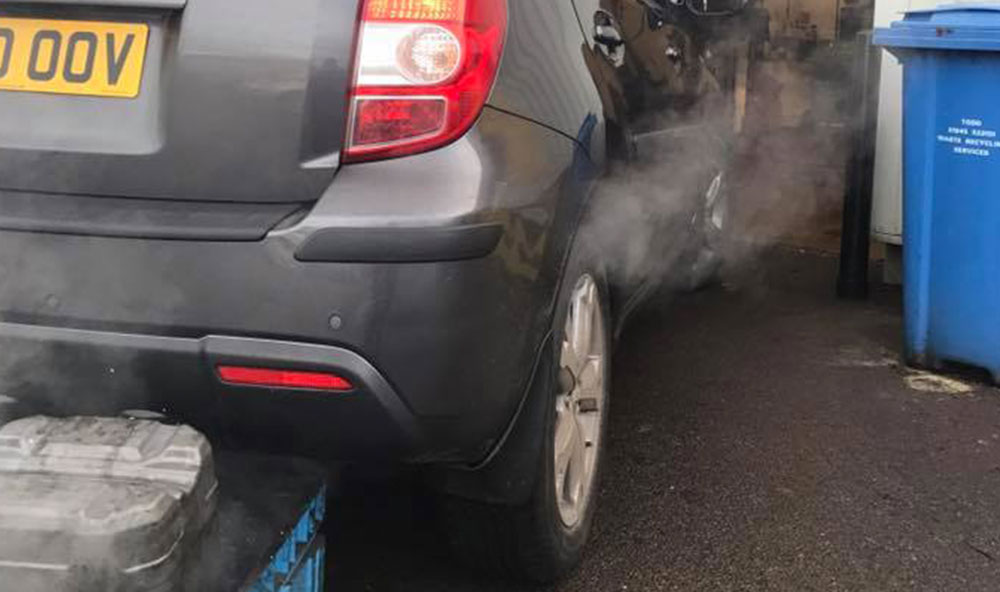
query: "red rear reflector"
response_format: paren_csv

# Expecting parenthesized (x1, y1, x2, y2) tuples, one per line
(217, 366, 353, 392)
(365, 0, 465, 21)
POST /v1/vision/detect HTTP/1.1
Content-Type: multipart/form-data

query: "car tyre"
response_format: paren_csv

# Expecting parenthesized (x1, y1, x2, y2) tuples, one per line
(443, 253, 612, 583)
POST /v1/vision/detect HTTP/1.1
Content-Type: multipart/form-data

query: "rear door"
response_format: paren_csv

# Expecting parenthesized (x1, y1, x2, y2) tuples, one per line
(0, 0, 359, 203)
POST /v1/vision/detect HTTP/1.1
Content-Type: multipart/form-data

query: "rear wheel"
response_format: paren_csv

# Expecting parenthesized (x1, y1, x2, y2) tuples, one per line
(443, 259, 611, 583)
(553, 274, 608, 530)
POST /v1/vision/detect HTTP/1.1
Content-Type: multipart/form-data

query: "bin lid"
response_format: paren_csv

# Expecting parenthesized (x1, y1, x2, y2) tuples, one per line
(874, 3, 1000, 52)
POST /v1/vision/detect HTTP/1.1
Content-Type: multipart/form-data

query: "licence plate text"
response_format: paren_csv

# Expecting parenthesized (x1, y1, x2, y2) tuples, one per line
(0, 17, 149, 98)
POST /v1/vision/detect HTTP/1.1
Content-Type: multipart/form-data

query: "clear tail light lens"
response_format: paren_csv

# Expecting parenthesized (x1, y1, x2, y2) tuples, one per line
(345, 0, 508, 163)
(396, 26, 462, 84)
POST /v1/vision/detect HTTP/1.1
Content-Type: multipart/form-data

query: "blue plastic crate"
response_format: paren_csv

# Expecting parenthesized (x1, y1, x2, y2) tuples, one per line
(245, 486, 327, 592)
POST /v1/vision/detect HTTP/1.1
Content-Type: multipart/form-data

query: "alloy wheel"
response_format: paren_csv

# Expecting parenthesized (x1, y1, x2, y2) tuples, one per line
(554, 274, 607, 529)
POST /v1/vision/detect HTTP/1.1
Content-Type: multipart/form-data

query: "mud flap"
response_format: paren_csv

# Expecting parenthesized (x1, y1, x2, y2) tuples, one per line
(425, 333, 555, 506)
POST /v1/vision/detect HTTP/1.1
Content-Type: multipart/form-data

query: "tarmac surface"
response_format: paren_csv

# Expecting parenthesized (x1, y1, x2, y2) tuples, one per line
(326, 250, 1000, 591)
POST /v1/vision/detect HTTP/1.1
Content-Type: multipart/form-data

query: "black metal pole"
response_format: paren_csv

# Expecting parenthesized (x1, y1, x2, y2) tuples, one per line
(838, 31, 882, 300)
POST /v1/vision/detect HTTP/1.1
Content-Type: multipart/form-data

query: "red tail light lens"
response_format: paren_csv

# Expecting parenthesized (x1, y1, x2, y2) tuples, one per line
(352, 97, 446, 146)
(345, 0, 508, 163)
(217, 366, 354, 392)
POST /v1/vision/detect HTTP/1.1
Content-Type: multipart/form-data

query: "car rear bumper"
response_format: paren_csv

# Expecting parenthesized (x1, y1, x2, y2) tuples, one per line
(0, 321, 423, 460)
(0, 108, 594, 463)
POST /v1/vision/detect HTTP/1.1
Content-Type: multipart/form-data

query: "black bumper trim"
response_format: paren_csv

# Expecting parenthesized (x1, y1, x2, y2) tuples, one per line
(0, 321, 418, 439)
(294, 223, 503, 263)
(0, 191, 301, 241)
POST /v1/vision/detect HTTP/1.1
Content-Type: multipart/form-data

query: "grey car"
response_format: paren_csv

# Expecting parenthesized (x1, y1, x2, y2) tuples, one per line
(0, 0, 731, 582)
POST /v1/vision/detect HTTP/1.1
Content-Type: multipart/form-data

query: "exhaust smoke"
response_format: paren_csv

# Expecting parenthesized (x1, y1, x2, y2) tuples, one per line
(581, 32, 855, 309)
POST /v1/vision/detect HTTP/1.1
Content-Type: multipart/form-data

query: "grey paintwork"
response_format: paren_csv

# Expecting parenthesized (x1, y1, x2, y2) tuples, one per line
(489, 0, 607, 156)
(0, 0, 620, 464)
(0, 122, 599, 463)
(0, 0, 356, 202)
(18, 1, 187, 7)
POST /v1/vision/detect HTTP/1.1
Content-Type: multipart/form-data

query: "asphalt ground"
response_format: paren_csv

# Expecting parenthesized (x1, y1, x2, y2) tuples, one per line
(325, 249, 1000, 591)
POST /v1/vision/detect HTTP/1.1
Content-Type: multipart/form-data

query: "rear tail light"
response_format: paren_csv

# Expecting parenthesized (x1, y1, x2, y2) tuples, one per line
(344, 0, 508, 163)
(217, 365, 354, 392)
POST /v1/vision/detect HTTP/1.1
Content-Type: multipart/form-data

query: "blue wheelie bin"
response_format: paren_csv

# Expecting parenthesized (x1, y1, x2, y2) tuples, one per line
(875, 5, 1000, 380)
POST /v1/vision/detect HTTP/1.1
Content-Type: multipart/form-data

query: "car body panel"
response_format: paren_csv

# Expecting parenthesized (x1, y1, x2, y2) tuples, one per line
(488, 0, 608, 163)
(0, 105, 597, 463)
(0, 0, 756, 468)
(0, 0, 357, 203)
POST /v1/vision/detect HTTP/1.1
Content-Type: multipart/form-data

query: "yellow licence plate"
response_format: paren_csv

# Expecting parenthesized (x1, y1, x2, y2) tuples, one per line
(0, 17, 148, 98)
